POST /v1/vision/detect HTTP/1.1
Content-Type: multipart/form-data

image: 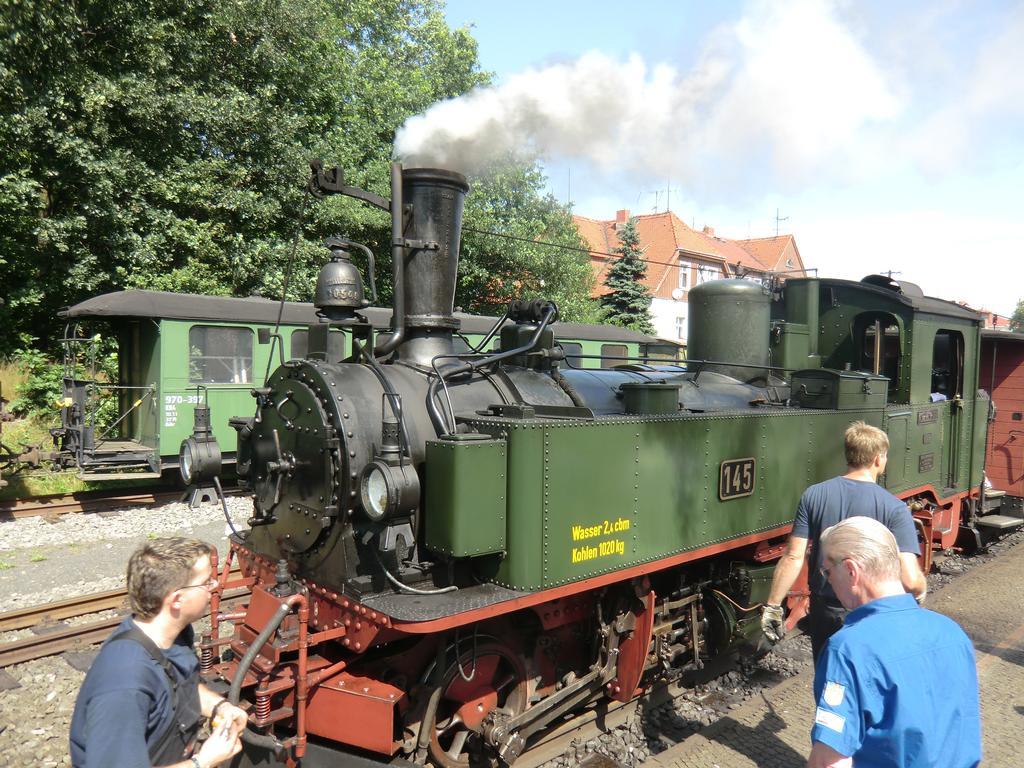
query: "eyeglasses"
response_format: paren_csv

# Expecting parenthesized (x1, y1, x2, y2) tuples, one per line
(179, 576, 218, 592)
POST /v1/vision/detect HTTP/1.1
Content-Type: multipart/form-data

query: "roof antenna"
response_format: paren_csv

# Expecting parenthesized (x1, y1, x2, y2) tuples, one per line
(775, 208, 789, 236)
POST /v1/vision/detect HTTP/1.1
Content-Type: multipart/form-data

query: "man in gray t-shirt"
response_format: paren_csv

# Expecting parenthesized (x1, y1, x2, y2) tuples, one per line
(761, 421, 927, 662)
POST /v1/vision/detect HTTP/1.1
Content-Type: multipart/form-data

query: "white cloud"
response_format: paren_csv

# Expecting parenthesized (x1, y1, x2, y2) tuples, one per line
(396, 0, 904, 199)
(692, 0, 901, 186)
(795, 210, 1024, 316)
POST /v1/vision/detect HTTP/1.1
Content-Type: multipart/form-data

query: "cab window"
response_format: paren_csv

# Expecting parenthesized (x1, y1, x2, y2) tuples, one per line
(931, 330, 964, 400)
(855, 313, 901, 385)
(189, 326, 253, 384)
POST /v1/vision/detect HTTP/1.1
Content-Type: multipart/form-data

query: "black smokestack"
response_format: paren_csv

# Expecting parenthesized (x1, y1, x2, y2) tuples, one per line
(395, 168, 469, 365)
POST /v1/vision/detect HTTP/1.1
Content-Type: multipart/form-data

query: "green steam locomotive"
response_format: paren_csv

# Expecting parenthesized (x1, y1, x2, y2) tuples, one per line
(198, 162, 1008, 768)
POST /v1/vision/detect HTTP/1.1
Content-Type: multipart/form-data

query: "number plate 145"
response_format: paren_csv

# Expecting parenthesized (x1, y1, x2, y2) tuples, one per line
(719, 458, 756, 501)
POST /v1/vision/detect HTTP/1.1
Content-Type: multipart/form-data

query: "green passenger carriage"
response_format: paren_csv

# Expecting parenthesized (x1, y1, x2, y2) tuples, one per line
(53, 291, 677, 479)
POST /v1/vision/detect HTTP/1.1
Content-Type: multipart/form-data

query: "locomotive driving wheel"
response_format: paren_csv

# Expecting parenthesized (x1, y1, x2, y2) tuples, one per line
(428, 642, 529, 768)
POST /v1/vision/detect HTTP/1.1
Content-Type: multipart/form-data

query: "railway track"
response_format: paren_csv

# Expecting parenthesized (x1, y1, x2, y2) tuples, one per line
(515, 658, 740, 768)
(0, 487, 181, 520)
(0, 587, 131, 633)
(0, 484, 240, 520)
(0, 575, 249, 668)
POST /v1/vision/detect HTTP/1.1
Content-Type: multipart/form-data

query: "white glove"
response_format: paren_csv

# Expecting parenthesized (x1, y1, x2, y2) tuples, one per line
(761, 603, 786, 643)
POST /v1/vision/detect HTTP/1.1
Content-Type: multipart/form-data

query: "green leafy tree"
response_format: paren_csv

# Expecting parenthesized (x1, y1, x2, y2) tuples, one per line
(458, 163, 597, 322)
(1010, 299, 1024, 333)
(0, 0, 490, 355)
(599, 217, 654, 334)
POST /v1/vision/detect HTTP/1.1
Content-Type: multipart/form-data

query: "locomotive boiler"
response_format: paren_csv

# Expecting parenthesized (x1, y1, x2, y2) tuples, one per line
(202, 161, 1001, 767)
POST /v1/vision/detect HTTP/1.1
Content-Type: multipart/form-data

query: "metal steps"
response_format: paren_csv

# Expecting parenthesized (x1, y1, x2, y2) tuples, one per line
(984, 488, 1007, 514)
(975, 514, 1024, 531)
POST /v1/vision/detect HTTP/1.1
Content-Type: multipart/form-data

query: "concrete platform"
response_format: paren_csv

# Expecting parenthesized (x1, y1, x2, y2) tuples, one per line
(650, 542, 1024, 767)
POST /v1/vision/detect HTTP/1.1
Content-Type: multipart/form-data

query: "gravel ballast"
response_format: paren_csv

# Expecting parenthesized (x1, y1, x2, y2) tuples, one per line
(0, 497, 252, 766)
(1, 499, 1017, 767)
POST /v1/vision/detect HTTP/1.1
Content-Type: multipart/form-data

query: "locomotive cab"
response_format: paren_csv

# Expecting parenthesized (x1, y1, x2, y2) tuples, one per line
(771, 273, 998, 555)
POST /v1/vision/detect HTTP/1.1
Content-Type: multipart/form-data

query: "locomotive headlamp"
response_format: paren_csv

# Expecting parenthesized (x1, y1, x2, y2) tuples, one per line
(179, 390, 221, 486)
(359, 459, 419, 522)
(179, 434, 221, 485)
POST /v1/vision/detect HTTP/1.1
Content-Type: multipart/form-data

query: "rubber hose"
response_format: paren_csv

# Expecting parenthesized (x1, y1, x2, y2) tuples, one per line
(229, 601, 292, 751)
(415, 684, 443, 762)
(552, 369, 587, 407)
(415, 640, 447, 763)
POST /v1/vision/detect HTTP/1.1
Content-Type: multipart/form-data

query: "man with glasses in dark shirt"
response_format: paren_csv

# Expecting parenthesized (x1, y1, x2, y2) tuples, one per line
(70, 537, 248, 768)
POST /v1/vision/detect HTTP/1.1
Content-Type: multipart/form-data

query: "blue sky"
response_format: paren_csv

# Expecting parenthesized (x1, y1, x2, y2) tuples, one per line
(426, 0, 1024, 317)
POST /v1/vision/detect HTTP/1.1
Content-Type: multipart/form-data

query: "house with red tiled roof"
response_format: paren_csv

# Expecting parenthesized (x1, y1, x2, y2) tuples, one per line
(734, 235, 806, 278)
(984, 312, 1012, 331)
(957, 304, 1012, 331)
(574, 210, 808, 345)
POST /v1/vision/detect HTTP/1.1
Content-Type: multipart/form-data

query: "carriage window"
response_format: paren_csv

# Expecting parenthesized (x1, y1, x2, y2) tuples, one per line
(560, 342, 583, 368)
(290, 328, 346, 361)
(189, 326, 253, 384)
(643, 343, 679, 363)
(931, 330, 964, 400)
(856, 314, 901, 387)
(601, 344, 627, 368)
(290, 329, 308, 359)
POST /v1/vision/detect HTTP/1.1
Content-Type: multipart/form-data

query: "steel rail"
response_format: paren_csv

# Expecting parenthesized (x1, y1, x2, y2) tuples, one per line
(0, 488, 179, 520)
(0, 572, 248, 668)
(0, 615, 124, 667)
(0, 588, 129, 632)
(0, 485, 240, 520)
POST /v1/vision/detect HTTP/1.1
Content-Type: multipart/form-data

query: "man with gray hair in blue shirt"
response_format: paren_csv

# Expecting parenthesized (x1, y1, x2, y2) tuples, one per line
(806, 516, 980, 768)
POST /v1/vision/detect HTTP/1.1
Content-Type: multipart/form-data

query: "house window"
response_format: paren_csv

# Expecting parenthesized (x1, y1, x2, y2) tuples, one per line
(189, 326, 253, 384)
(674, 316, 686, 340)
(678, 260, 691, 291)
(697, 265, 722, 284)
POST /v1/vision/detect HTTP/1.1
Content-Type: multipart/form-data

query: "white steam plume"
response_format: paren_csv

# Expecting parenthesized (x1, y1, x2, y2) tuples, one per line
(395, 0, 902, 193)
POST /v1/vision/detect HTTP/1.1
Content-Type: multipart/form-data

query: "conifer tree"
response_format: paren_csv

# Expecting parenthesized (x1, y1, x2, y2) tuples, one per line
(600, 217, 655, 334)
